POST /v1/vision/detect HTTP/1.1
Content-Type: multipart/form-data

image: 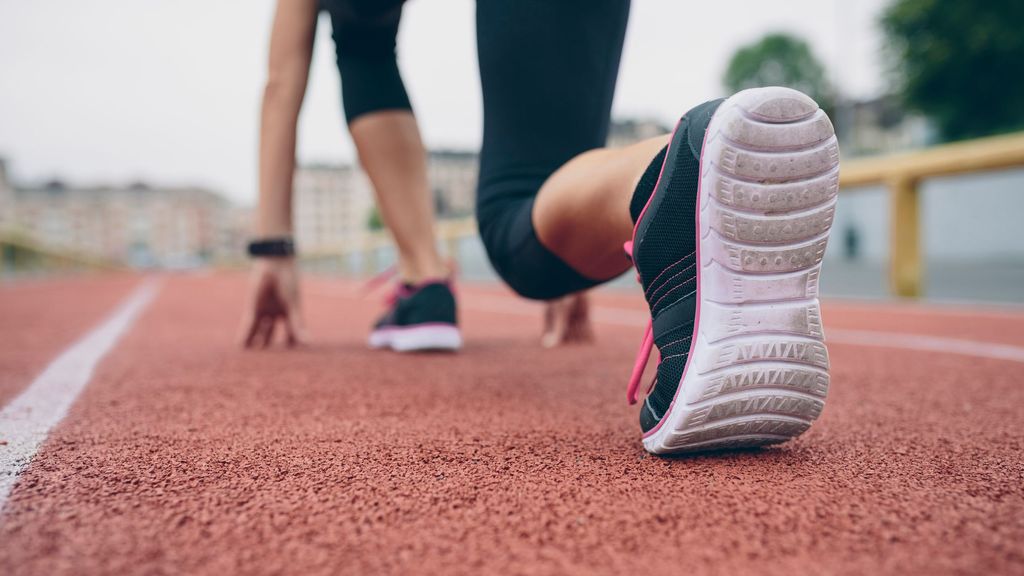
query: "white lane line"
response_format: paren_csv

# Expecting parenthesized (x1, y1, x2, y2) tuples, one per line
(459, 294, 1024, 364)
(312, 288, 1024, 363)
(0, 280, 159, 511)
(825, 329, 1024, 364)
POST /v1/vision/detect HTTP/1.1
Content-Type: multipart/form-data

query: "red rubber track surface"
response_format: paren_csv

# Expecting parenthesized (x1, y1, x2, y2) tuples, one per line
(1, 273, 1022, 575)
(0, 275, 139, 406)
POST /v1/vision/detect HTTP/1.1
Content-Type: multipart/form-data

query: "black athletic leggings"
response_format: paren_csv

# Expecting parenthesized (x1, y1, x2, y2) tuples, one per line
(322, 0, 631, 300)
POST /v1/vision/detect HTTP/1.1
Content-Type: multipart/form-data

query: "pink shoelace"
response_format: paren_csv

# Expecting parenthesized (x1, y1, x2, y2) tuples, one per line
(361, 265, 403, 306)
(626, 320, 656, 405)
(623, 241, 657, 405)
(361, 264, 457, 307)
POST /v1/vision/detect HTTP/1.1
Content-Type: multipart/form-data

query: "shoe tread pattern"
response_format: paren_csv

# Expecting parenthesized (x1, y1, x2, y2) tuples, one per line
(646, 87, 837, 455)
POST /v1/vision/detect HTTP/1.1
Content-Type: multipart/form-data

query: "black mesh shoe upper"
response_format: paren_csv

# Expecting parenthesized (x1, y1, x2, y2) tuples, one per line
(374, 282, 458, 330)
(630, 98, 724, 433)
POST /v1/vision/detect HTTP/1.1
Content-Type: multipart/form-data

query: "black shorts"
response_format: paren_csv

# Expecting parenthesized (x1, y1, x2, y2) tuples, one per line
(321, 0, 631, 300)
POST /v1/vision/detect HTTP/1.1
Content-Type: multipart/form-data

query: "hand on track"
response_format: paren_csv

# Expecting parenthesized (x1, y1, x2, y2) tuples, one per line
(239, 258, 307, 348)
(541, 291, 594, 348)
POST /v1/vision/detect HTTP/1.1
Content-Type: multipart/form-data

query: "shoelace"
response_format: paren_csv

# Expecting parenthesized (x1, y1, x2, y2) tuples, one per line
(361, 265, 401, 306)
(361, 263, 459, 307)
(624, 241, 658, 405)
(626, 320, 656, 405)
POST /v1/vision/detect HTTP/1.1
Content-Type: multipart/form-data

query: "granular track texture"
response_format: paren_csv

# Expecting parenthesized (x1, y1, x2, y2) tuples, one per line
(0, 274, 1022, 575)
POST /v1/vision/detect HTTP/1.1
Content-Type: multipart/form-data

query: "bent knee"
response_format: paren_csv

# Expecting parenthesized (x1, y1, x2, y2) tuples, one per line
(477, 202, 599, 301)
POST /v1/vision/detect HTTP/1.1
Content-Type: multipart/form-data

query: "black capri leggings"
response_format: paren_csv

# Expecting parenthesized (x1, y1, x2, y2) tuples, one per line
(322, 0, 631, 300)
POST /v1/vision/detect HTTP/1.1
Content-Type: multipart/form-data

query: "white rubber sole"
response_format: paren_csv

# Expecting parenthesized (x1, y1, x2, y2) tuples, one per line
(368, 324, 463, 352)
(643, 87, 838, 455)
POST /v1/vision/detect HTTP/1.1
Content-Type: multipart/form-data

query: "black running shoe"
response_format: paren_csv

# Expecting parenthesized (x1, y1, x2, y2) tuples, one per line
(368, 280, 462, 352)
(625, 87, 839, 454)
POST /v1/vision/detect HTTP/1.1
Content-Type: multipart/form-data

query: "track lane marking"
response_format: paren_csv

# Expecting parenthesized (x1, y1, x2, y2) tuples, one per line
(0, 280, 159, 511)
(823, 329, 1024, 364)
(454, 294, 1024, 364)
(311, 285, 1024, 363)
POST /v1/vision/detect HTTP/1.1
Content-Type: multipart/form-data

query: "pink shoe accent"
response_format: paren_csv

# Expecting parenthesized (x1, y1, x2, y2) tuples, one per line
(623, 114, 707, 429)
(649, 265, 697, 311)
(644, 250, 696, 298)
(637, 117, 712, 439)
(626, 320, 656, 405)
(623, 119, 679, 407)
(362, 268, 455, 307)
(361, 265, 398, 289)
(629, 116, 684, 284)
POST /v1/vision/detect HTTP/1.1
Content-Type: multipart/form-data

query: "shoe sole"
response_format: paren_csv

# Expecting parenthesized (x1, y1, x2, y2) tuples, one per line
(368, 324, 463, 352)
(643, 87, 838, 455)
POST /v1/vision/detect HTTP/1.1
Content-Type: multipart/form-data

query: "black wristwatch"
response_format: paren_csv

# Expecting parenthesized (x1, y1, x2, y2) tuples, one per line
(247, 237, 295, 258)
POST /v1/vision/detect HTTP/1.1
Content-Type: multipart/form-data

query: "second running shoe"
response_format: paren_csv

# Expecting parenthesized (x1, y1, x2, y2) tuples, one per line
(368, 280, 462, 352)
(626, 86, 839, 454)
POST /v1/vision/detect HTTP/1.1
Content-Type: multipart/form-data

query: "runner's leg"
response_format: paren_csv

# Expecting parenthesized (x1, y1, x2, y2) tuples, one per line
(325, 1, 447, 282)
(475, 0, 637, 299)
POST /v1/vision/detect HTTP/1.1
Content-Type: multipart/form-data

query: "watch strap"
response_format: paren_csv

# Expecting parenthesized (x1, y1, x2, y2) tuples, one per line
(247, 237, 295, 258)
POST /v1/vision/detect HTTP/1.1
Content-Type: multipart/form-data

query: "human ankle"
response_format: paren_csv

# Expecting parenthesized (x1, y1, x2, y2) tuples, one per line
(398, 255, 449, 284)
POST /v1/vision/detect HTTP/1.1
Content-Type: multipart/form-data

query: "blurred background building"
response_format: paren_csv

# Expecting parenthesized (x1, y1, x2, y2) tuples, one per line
(429, 150, 478, 219)
(0, 159, 250, 269)
(292, 149, 478, 258)
(2, 0, 1023, 300)
(0, 160, 12, 229)
(834, 96, 933, 157)
(607, 119, 672, 150)
(294, 119, 669, 257)
(293, 164, 373, 257)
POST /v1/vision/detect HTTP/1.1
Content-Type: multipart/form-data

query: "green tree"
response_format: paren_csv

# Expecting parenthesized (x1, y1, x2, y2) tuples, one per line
(882, 0, 1024, 141)
(366, 206, 384, 231)
(724, 33, 833, 114)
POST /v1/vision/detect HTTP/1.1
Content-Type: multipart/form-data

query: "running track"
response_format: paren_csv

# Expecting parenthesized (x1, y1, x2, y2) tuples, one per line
(1, 273, 1022, 575)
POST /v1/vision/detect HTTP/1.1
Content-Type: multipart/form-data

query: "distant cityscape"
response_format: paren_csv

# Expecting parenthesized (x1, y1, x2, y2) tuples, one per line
(0, 161, 250, 269)
(293, 148, 480, 257)
(0, 108, 949, 272)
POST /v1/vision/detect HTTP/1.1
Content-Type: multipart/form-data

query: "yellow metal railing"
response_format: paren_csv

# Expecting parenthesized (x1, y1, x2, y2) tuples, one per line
(840, 131, 1024, 297)
(0, 230, 121, 276)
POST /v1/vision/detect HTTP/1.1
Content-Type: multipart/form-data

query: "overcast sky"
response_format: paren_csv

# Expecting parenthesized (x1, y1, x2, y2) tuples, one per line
(0, 0, 889, 204)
